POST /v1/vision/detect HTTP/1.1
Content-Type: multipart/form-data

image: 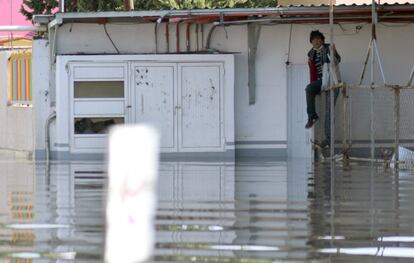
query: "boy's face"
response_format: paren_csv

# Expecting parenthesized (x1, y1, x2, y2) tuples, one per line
(311, 37, 323, 49)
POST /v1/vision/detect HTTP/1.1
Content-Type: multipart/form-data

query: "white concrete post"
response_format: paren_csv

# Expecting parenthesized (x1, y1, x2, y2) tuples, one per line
(105, 125, 160, 263)
(32, 39, 52, 160)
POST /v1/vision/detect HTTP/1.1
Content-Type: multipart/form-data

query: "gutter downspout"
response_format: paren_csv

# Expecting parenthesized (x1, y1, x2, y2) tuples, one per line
(155, 23, 159, 54)
(176, 22, 181, 53)
(165, 22, 170, 53)
(45, 111, 56, 164)
(205, 24, 218, 50)
(186, 22, 192, 52)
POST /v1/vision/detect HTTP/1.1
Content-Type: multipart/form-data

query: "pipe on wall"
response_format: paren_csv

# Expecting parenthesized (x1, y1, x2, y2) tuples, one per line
(45, 111, 56, 164)
(165, 22, 170, 53)
(206, 25, 218, 50)
(176, 22, 181, 53)
(186, 22, 192, 52)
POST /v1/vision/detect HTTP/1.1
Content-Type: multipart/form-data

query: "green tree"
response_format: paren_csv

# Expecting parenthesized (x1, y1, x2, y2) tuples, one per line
(21, 0, 278, 19)
(70, 0, 124, 12)
(20, 0, 59, 21)
(135, 0, 277, 10)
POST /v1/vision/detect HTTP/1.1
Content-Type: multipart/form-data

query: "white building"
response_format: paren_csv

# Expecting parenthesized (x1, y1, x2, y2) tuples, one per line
(29, 3, 414, 160)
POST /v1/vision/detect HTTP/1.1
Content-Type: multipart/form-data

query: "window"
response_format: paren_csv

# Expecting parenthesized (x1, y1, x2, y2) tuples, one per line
(74, 81, 124, 98)
(74, 117, 124, 135)
(9, 52, 32, 103)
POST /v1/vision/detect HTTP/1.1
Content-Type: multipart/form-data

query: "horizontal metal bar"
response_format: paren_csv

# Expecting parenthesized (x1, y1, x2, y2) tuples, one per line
(348, 84, 414, 89)
(0, 25, 47, 32)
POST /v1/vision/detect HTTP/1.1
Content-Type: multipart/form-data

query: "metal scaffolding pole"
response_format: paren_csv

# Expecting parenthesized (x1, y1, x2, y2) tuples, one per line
(370, 0, 377, 161)
(342, 85, 348, 162)
(329, 0, 335, 160)
(394, 86, 400, 168)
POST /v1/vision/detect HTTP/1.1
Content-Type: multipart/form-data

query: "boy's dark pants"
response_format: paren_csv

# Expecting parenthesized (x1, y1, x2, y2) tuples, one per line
(305, 79, 339, 142)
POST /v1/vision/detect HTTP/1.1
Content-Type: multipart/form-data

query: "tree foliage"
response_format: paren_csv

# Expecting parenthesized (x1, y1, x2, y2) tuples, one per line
(20, 0, 59, 21)
(134, 0, 277, 10)
(21, 0, 278, 20)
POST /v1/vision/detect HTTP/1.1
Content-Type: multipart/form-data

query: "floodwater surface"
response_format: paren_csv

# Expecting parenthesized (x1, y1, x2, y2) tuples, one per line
(0, 159, 414, 262)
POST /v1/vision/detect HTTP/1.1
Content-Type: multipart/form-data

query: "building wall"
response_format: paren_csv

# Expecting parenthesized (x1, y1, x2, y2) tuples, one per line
(0, 51, 35, 154)
(40, 21, 414, 157)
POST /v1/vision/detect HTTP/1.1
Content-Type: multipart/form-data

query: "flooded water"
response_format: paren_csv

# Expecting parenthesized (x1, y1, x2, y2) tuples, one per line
(1, 159, 414, 262)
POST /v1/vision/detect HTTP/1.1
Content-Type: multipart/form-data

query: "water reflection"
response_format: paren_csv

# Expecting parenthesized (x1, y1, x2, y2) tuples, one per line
(0, 160, 413, 262)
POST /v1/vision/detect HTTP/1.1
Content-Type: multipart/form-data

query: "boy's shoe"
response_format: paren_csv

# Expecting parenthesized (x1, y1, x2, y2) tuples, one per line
(305, 116, 319, 129)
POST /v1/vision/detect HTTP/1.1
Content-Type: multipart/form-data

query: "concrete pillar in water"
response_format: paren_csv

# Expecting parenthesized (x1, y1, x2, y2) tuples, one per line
(105, 125, 160, 263)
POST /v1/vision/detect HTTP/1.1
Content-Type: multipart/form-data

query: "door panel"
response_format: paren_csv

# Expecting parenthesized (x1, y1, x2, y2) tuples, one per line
(287, 65, 312, 158)
(179, 64, 223, 150)
(133, 64, 176, 150)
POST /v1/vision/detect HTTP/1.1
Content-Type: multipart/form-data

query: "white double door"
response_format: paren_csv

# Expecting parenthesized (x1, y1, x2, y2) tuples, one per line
(131, 62, 224, 152)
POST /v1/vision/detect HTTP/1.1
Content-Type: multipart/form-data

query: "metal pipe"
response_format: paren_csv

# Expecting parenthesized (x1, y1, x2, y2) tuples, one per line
(373, 39, 386, 84)
(196, 24, 199, 51)
(330, 0, 335, 160)
(348, 86, 353, 154)
(186, 22, 192, 52)
(0, 25, 47, 32)
(49, 6, 414, 20)
(206, 25, 217, 50)
(155, 23, 158, 54)
(394, 87, 400, 169)
(342, 85, 348, 162)
(370, 0, 376, 161)
(45, 111, 56, 164)
(60, 0, 65, 13)
(359, 38, 373, 85)
(212, 14, 414, 26)
(176, 22, 181, 53)
(348, 84, 414, 89)
(165, 22, 170, 53)
(201, 24, 205, 49)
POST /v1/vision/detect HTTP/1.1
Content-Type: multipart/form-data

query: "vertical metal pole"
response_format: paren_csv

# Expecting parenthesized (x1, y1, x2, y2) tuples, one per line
(166, 23, 170, 53)
(394, 87, 400, 169)
(330, 0, 335, 160)
(342, 85, 348, 161)
(155, 24, 159, 54)
(370, 0, 376, 161)
(370, 83, 375, 159)
(60, 0, 65, 13)
(348, 85, 352, 154)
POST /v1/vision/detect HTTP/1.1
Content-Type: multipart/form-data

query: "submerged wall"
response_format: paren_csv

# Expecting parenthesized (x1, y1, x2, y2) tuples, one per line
(34, 21, 414, 158)
(0, 51, 35, 156)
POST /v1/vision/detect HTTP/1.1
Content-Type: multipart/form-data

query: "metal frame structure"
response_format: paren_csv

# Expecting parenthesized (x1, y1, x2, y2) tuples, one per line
(320, 0, 414, 169)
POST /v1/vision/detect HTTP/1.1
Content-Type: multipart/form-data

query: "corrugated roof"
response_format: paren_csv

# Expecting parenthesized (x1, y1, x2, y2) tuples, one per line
(278, 2, 414, 7)
(34, 2, 414, 25)
(277, 1, 414, 7)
